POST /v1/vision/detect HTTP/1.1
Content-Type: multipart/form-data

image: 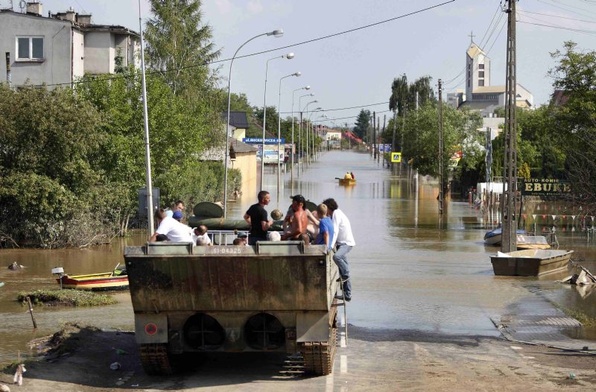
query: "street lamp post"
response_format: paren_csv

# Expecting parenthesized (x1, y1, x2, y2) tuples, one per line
(306, 107, 322, 166)
(260, 52, 294, 191)
(224, 29, 283, 218)
(138, 0, 154, 234)
(297, 95, 315, 177)
(315, 114, 328, 157)
(276, 71, 301, 208)
(290, 86, 310, 195)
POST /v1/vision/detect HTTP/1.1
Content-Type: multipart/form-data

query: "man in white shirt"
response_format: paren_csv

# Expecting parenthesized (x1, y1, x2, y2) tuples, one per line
(323, 198, 355, 302)
(150, 209, 193, 243)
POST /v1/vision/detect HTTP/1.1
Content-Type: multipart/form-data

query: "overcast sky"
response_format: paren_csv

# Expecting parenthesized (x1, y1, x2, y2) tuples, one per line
(17, 0, 596, 126)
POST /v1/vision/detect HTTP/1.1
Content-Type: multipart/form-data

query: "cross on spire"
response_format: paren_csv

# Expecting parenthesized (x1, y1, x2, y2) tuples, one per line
(469, 31, 475, 44)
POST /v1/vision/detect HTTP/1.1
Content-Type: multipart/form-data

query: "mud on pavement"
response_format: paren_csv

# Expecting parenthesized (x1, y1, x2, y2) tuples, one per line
(1, 323, 595, 391)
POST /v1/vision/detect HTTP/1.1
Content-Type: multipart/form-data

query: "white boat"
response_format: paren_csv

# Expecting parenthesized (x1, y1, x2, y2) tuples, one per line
(484, 227, 526, 246)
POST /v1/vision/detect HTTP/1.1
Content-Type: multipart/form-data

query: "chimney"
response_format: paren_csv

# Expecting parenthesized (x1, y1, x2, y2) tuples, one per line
(65, 7, 76, 22)
(26, 2, 43, 16)
(77, 14, 92, 25)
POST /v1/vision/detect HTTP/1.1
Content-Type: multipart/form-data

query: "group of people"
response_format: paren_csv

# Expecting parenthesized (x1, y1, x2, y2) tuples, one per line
(149, 201, 212, 246)
(244, 190, 355, 301)
(344, 171, 355, 180)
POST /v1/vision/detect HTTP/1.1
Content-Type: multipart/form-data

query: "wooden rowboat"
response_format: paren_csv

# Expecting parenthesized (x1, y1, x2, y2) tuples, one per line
(490, 249, 573, 277)
(55, 264, 128, 291)
(338, 178, 356, 186)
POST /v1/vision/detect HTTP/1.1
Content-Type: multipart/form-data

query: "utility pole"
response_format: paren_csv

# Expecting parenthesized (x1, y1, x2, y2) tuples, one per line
(502, 0, 518, 252)
(438, 79, 444, 215)
(372, 112, 377, 160)
(381, 115, 386, 165)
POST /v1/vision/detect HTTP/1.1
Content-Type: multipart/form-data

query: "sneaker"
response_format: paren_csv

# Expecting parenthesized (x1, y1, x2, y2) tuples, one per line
(344, 296, 352, 302)
(336, 277, 349, 282)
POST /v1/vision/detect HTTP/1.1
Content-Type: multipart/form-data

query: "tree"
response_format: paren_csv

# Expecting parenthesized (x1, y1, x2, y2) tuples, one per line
(389, 75, 436, 113)
(548, 41, 596, 207)
(144, 0, 221, 97)
(0, 84, 125, 248)
(353, 110, 371, 141)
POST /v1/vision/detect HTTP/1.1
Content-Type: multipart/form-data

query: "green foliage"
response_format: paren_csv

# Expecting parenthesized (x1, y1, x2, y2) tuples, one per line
(389, 75, 436, 114)
(144, 0, 221, 97)
(0, 85, 124, 247)
(548, 41, 596, 206)
(400, 103, 482, 179)
(353, 110, 371, 140)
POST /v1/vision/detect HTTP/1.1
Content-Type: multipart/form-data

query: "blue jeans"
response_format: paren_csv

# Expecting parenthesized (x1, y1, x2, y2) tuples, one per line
(333, 244, 352, 298)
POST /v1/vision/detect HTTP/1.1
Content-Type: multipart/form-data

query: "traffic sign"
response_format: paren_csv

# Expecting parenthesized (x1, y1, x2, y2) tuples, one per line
(391, 152, 402, 163)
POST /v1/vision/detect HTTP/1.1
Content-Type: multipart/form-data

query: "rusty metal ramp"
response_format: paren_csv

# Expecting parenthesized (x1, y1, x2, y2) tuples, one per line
(491, 294, 594, 352)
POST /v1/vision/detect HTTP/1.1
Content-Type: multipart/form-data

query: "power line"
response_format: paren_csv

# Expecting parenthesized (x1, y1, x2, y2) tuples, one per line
(34, 0, 456, 88)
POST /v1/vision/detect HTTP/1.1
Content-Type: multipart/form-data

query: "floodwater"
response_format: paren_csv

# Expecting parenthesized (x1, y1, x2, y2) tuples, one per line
(1, 150, 595, 365)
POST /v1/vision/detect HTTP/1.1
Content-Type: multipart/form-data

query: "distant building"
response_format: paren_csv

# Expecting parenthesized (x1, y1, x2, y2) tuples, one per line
(0, 2, 140, 88)
(448, 38, 534, 139)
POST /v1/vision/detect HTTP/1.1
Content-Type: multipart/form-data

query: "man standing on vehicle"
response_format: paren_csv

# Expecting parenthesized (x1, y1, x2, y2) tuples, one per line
(323, 198, 355, 302)
(244, 190, 274, 245)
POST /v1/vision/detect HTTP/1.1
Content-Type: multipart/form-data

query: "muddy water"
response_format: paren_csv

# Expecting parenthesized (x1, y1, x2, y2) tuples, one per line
(1, 150, 595, 365)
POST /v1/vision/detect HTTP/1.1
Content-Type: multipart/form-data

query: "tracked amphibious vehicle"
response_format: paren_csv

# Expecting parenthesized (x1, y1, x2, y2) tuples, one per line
(124, 238, 344, 376)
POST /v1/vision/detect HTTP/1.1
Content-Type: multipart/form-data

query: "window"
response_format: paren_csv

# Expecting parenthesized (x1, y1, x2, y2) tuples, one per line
(479, 80, 485, 87)
(479, 64, 484, 69)
(16, 37, 44, 61)
(479, 71, 485, 78)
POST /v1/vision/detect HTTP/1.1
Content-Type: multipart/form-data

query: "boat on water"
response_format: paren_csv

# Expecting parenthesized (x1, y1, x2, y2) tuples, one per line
(515, 235, 551, 250)
(484, 227, 526, 246)
(490, 249, 574, 277)
(53, 264, 128, 291)
(338, 178, 356, 186)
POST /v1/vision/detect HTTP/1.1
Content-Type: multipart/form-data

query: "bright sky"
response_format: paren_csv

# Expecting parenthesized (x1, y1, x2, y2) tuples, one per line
(21, 0, 596, 126)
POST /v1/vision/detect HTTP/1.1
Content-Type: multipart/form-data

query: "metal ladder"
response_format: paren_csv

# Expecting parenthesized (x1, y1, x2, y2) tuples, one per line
(334, 277, 349, 346)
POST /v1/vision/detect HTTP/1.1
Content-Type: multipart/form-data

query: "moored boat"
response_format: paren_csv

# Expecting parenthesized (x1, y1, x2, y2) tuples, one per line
(490, 249, 573, 277)
(54, 264, 128, 291)
(515, 235, 551, 250)
(484, 227, 526, 246)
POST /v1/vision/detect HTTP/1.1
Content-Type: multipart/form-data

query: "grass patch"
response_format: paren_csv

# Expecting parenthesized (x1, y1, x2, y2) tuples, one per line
(17, 289, 118, 307)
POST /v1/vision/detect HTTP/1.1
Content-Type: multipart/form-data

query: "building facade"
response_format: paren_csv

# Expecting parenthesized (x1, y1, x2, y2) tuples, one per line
(0, 2, 140, 88)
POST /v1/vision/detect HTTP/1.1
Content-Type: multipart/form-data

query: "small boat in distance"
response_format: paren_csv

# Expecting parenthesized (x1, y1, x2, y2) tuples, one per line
(490, 249, 573, 277)
(484, 227, 526, 246)
(53, 264, 128, 291)
(338, 178, 356, 186)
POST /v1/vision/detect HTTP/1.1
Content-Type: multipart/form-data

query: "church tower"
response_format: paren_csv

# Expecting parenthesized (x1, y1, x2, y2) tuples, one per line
(465, 35, 491, 101)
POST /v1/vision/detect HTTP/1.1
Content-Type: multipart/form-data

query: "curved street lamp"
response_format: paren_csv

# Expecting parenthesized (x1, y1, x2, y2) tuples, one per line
(224, 29, 283, 218)
(297, 94, 315, 177)
(260, 52, 294, 191)
(290, 86, 310, 194)
(276, 71, 301, 208)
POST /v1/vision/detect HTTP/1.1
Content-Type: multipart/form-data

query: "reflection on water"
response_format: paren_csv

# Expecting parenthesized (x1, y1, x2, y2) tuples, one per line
(1, 150, 595, 365)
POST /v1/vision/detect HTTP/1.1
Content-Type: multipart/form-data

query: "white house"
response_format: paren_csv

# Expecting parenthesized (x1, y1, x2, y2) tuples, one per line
(0, 2, 140, 88)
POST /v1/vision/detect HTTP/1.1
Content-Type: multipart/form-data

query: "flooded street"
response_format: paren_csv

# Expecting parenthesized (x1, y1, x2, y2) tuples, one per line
(1, 150, 595, 366)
